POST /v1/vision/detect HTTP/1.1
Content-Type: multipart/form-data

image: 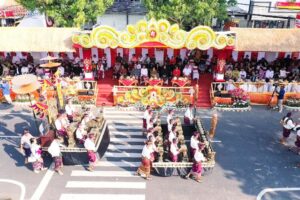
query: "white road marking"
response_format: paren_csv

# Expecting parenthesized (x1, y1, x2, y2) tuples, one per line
(256, 187, 300, 200)
(71, 170, 137, 177)
(105, 152, 141, 158)
(108, 144, 144, 150)
(66, 181, 145, 189)
(60, 194, 145, 200)
(0, 112, 32, 116)
(107, 120, 142, 124)
(31, 163, 54, 200)
(110, 137, 145, 143)
(0, 136, 21, 138)
(104, 115, 143, 119)
(108, 125, 142, 130)
(0, 179, 26, 200)
(110, 131, 141, 136)
(95, 161, 140, 167)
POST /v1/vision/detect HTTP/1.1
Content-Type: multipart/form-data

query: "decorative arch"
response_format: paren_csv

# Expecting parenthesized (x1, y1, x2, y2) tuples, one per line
(72, 19, 235, 50)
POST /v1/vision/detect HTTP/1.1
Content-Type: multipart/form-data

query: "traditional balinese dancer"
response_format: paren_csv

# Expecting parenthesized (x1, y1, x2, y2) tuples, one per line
(48, 136, 64, 175)
(167, 109, 175, 126)
(30, 138, 47, 173)
(136, 140, 153, 180)
(184, 104, 195, 125)
(20, 128, 33, 164)
(185, 143, 206, 182)
(190, 132, 200, 159)
(84, 133, 97, 171)
(280, 112, 295, 145)
(170, 138, 180, 162)
(143, 106, 151, 131)
(65, 99, 76, 122)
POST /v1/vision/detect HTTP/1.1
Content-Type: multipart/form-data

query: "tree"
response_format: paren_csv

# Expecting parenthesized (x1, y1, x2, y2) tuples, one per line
(16, 0, 114, 27)
(143, 0, 237, 30)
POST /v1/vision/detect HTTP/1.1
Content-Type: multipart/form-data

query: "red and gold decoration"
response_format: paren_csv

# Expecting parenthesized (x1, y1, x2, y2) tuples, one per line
(115, 86, 192, 108)
(30, 102, 48, 119)
(72, 19, 235, 50)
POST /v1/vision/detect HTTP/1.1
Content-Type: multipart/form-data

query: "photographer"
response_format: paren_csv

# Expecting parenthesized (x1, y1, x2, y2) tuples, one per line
(276, 85, 285, 113)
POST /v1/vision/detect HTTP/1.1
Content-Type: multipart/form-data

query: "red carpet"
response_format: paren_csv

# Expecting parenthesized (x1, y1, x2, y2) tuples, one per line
(196, 74, 213, 108)
(96, 69, 115, 106)
(96, 71, 213, 108)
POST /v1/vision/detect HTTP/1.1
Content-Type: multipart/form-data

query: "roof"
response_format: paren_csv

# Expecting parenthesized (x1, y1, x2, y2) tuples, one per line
(0, 27, 78, 52)
(105, 1, 147, 15)
(227, 6, 248, 16)
(231, 27, 300, 52)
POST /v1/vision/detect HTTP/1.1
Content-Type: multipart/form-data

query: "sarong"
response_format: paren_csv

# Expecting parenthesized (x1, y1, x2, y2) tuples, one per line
(283, 127, 291, 138)
(192, 162, 202, 174)
(184, 117, 190, 125)
(67, 115, 73, 123)
(23, 147, 31, 158)
(54, 156, 63, 170)
(87, 151, 97, 164)
(170, 153, 178, 162)
(138, 157, 151, 176)
(57, 129, 67, 137)
(143, 119, 147, 129)
(33, 160, 43, 170)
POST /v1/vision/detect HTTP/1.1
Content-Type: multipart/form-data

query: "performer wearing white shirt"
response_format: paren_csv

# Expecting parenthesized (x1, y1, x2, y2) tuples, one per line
(84, 134, 97, 171)
(170, 138, 179, 162)
(185, 143, 206, 182)
(48, 136, 63, 175)
(76, 125, 87, 142)
(280, 112, 295, 145)
(168, 126, 177, 143)
(136, 140, 153, 180)
(167, 109, 174, 126)
(143, 106, 151, 130)
(190, 132, 200, 158)
(65, 100, 75, 122)
(184, 104, 194, 125)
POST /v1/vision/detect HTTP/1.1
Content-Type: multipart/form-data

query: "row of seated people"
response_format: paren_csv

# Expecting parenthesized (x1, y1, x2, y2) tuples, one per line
(54, 100, 103, 147)
(118, 75, 191, 87)
(141, 105, 204, 162)
(215, 80, 300, 93)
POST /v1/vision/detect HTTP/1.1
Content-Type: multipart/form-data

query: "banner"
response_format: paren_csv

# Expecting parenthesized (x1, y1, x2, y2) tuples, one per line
(296, 13, 300, 28)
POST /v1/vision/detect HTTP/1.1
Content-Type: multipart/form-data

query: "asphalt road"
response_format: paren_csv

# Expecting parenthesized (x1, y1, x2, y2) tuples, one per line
(0, 104, 299, 200)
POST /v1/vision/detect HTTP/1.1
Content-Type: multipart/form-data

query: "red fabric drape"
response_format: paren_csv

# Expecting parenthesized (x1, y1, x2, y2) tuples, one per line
(110, 48, 117, 67)
(174, 49, 180, 57)
(21, 52, 28, 57)
(238, 51, 245, 62)
(10, 52, 16, 57)
(251, 52, 258, 60)
(98, 48, 104, 59)
(48, 52, 54, 57)
(278, 52, 286, 59)
(82, 48, 91, 60)
(292, 52, 299, 59)
(148, 48, 155, 58)
(135, 48, 142, 59)
(163, 48, 168, 64)
(123, 48, 129, 62)
(0, 52, 4, 57)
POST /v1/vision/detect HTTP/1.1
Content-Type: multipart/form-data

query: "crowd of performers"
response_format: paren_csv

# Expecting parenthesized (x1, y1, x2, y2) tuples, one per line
(20, 100, 103, 175)
(136, 105, 207, 182)
(280, 112, 300, 151)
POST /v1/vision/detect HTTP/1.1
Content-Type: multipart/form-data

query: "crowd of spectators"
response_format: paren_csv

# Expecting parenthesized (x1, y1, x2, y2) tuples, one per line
(224, 55, 300, 83)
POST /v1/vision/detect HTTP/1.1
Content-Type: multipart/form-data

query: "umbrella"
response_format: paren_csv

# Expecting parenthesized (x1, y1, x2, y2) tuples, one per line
(12, 81, 41, 94)
(40, 55, 58, 61)
(11, 74, 38, 87)
(40, 62, 61, 68)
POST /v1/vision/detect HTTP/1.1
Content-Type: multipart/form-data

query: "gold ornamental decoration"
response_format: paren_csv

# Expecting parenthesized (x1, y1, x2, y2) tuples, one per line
(72, 19, 235, 50)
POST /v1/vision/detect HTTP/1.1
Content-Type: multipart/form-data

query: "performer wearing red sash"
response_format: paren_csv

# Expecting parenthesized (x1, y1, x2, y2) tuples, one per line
(84, 133, 97, 171)
(143, 106, 151, 130)
(190, 132, 200, 159)
(185, 143, 206, 182)
(280, 112, 295, 145)
(170, 138, 179, 162)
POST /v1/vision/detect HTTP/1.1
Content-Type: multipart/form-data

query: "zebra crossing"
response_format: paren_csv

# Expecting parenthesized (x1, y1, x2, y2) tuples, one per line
(59, 108, 146, 200)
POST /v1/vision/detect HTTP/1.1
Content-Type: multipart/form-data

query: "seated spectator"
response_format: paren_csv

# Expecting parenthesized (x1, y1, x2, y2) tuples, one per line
(183, 64, 192, 78)
(280, 67, 287, 79)
(150, 67, 159, 78)
(232, 68, 240, 81)
(265, 67, 274, 79)
(172, 66, 181, 78)
(239, 68, 247, 80)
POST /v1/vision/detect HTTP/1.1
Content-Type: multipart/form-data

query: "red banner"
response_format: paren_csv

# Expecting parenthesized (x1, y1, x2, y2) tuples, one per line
(276, 2, 300, 10)
(296, 13, 300, 28)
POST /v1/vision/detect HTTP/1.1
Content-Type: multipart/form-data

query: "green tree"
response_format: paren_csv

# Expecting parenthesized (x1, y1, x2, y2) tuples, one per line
(143, 0, 236, 29)
(16, 0, 114, 27)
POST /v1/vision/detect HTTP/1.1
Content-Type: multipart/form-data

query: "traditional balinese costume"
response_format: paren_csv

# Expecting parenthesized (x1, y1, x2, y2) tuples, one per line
(76, 127, 87, 144)
(190, 135, 199, 158)
(48, 139, 63, 175)
(190, 150, 206, 179)
(137, 144, 152, 179)
(143, 110, 150, 130)
(280, 114, 295, 145)
(184, 107, 194, 125)
(84, 138, 97, 170)
(30, 143, 45, 172)
(65, 104, 75, 122)
(21, 133, 33, 160)
(170, 142, 179, 162)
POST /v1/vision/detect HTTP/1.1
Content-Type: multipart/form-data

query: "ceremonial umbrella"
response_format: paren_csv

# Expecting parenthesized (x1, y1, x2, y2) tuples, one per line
(11, 74, 41, 131)
(40, 55, 58, 61)
(40, 62, 61, 68)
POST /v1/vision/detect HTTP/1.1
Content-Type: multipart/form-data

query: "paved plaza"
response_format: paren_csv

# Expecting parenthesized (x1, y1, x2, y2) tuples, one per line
(0, 104, 299, 200)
